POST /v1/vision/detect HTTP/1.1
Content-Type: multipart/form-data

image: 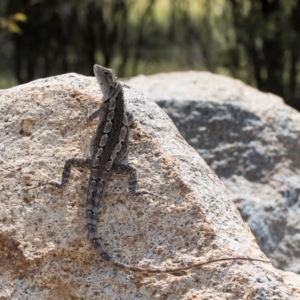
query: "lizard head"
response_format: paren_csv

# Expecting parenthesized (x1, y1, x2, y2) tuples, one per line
(93, 64, 119, 101)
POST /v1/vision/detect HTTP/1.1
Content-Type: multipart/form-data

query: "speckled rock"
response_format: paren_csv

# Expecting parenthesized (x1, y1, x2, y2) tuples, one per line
(126, 71, 300, 275)
(0, 73, 299, 299)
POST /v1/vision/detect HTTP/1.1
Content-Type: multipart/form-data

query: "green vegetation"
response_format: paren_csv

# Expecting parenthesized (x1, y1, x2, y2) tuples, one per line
(0, 0, 299, 110)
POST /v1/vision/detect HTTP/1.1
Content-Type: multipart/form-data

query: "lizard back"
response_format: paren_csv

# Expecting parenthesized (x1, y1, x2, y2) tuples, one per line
(86, 65, 129, 261)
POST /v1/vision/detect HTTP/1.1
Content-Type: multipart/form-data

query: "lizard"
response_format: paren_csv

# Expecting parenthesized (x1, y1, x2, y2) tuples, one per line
(26, 64, 270, 274)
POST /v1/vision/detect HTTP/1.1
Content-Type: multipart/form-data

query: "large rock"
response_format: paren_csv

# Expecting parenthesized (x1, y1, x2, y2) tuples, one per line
(0, 73, 299, 299)
(126, 71, 300, 275)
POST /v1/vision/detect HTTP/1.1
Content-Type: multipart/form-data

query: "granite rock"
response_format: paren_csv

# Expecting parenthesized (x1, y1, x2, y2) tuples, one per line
(0, 73, 299, 299)
(126, 71, 300, 275)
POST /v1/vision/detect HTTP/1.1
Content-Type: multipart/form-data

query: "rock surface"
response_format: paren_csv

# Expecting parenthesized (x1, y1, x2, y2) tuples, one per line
(0, 73, 299, 299)
(126, 71, 300, 275)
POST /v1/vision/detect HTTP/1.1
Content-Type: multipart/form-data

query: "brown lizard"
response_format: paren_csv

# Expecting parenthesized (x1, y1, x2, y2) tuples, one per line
(26, 64, 270, 273)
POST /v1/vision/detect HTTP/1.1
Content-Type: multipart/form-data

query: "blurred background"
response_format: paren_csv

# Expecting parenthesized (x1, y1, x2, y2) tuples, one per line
(0, 0, 300, 111)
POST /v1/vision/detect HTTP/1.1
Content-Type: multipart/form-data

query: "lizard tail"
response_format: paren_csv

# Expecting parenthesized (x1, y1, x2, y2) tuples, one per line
(111, 256, 270, 274)
(90, 235, 270, 274)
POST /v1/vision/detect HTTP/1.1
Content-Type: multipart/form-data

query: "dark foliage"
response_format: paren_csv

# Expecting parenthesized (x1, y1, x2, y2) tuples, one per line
(0, 0, 299, 111)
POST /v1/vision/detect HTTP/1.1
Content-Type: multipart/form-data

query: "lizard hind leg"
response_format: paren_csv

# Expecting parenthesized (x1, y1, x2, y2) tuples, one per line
(111, 163, 169, 205)
(25, 158, 92, 191)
